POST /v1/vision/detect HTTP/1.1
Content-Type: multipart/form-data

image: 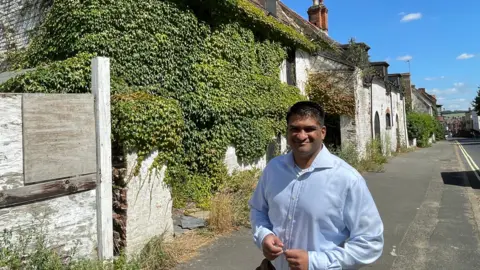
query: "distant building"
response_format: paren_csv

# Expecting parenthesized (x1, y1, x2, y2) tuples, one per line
(465, 109, 480, 131)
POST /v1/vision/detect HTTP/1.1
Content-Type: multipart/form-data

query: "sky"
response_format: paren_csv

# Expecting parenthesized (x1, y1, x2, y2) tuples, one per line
(281, 0, 480, 111)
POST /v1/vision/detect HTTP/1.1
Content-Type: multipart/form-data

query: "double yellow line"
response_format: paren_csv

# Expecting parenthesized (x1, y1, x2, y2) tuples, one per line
(455, 140, 480, 181)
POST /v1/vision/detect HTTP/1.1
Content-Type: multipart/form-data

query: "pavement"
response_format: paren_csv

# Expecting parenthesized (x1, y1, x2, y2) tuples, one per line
(176, 140, 480, 270)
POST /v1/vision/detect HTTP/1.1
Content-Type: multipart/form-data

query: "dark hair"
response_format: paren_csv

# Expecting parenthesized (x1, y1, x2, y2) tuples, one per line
(286, 101, 325, 126)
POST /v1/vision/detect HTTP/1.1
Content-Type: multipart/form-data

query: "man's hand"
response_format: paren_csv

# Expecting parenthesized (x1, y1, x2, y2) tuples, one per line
(262, 234, 284, 261)
(284, 249, 309, 270)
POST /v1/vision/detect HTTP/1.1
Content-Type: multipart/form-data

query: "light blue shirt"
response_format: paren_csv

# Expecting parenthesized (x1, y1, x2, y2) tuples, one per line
(249, 146, 384, 270)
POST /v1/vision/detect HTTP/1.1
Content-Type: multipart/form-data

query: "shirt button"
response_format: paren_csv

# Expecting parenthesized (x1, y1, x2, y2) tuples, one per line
(288, 215, 292, 220)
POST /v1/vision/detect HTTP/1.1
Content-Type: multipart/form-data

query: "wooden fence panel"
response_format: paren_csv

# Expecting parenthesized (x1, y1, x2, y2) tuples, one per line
(22, 94, 96, 184)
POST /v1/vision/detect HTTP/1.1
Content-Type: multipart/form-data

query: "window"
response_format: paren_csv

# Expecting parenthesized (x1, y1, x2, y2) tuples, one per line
(386, 113, 391, 129)
(286, 49, 296, 86)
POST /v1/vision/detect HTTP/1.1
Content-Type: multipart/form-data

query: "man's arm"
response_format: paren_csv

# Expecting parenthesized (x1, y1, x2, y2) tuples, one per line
(249, 170, 275, 249)
(308, 175, 384, 269)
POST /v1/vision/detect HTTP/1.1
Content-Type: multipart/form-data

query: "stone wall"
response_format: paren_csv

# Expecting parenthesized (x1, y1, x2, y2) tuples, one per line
(122, 150, 174, 257)
(394, 92, 408, 148)
(412, 90, 432, 115)
(0, 94, 97, 259)
(224, 146, 267, 174)
(0, 0, 51, 70)
(295, 49, 312, 95)
(340, 115, 356, 147)
(353, 69, 371, 158)
(371, 79, 394, 154)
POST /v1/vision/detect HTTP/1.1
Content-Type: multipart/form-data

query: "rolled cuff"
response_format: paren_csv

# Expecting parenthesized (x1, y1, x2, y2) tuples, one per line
(255, 227, 275, 249)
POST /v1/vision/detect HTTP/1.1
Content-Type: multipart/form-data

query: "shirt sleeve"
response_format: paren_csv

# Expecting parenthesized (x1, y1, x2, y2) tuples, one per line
(308, 174, 384, 269)
(249, 168, 275, 249)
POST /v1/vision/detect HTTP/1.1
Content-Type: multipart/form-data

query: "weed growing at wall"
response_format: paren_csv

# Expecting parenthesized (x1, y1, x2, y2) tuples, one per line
(331, 140, 387, 173)
(0, 0, 305, 207)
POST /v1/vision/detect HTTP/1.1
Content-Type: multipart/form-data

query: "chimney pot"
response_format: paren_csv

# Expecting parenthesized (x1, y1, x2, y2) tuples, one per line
(308, 0, 328, 32)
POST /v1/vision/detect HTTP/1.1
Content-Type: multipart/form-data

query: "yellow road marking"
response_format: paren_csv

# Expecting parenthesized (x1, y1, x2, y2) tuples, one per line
(455, 140, 480, 181)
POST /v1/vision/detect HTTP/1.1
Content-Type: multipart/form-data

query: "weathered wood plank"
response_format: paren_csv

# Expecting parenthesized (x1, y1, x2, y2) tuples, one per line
(92, 57, 114, 260)
(0, 94, 24, 190)
(22, 93, 97, 184)
(0, 173, 97, 208)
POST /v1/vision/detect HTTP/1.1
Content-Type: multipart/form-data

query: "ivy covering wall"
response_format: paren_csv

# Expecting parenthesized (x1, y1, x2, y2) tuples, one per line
(0, 0, 315, 207)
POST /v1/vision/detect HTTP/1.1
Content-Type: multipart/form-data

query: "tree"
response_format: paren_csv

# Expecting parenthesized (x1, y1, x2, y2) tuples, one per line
(472, 87, 480, 114)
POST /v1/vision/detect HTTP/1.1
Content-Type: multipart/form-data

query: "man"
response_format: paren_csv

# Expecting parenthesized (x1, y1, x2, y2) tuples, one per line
(249, 101, 384, 270)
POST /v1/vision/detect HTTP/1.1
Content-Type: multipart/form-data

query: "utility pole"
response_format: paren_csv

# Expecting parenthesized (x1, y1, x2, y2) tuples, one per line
(407, 59, 411, 74)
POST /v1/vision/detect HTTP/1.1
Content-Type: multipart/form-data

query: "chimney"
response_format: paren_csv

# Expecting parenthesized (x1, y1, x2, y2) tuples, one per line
(266, 0, 277, 17)
(308, 0, 328, 33)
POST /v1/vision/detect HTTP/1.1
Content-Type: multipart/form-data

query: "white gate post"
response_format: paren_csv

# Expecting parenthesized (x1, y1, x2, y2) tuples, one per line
(92, 57, 114, 260)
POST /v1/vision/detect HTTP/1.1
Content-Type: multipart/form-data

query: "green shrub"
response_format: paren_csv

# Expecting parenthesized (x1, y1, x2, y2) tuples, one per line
(407, 112, 436, 147)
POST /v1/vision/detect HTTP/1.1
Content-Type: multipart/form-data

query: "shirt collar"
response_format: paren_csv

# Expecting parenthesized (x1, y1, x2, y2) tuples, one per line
(286, 144, 335, 171)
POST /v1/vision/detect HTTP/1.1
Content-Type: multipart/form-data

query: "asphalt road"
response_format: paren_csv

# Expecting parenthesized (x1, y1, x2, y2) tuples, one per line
(176, 140, 480, 270)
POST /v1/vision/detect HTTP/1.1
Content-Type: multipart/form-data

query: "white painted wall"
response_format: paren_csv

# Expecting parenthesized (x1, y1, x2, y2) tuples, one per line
(224, 146, 267, 174)
(279, 59, 287, 84)
(389, 91, 399, 152)
(0, 94, 23, 190)
(295, 49, 312, 95)
(0, 94, 97, 259)
(124, 151, 174, 257)
(353, 69, 371, 158)
(371, 79, 396, 155)
(395, 92, 408, 148)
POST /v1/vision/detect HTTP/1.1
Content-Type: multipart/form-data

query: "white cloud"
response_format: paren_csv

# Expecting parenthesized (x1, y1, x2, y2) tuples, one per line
(397, 55, 413, 61)
(399, 12, 406, 16)
(425, 76, 445, 81)
(451, 98, 467, 103)
(401, 13, 422, 22)
(454, 82, 465, 87)
(440, 97, 471, 111)
(457, 53, 474, 60)
(430, 87, 458, 95)
(447, 104, 461, 110)
(385, 57, 391, 62)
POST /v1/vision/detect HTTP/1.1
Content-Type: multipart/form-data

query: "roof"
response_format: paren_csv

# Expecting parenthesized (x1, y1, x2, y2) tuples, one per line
(370, 61, 390, 67)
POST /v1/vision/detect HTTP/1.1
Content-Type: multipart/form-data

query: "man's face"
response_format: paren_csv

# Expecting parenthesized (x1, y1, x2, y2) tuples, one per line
(287, 114, 326, 157)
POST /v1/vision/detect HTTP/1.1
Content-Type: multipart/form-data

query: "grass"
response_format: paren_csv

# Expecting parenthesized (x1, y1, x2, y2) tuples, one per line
(0, 226, 215, 270)
(207, 169, 261, 233)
